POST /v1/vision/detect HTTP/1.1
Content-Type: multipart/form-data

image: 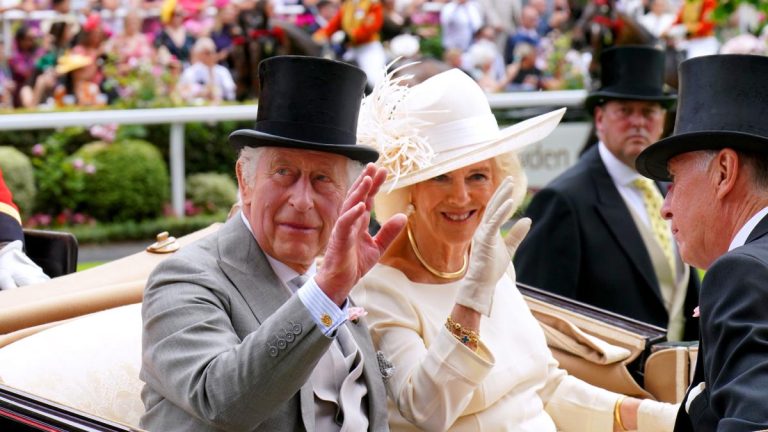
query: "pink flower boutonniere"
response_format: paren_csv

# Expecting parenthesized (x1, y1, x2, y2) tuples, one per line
(348, 307, 368, 324)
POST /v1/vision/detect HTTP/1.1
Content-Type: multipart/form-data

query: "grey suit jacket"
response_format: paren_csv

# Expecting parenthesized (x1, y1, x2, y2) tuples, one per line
(139, 216, 389, 431)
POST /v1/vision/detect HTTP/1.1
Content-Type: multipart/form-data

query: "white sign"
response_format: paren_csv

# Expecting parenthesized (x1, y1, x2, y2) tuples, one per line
(520, 122, 591, 189)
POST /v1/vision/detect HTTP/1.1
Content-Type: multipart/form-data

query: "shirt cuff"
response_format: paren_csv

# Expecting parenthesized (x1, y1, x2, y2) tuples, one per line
(297, 276, 348, 336)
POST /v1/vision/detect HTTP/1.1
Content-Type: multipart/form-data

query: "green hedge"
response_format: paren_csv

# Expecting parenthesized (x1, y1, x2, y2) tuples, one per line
(61, 212, 227, 244)
(75, 139, 169, 222)
(0, 146, 36, 216)
(186, 172, 239, 214)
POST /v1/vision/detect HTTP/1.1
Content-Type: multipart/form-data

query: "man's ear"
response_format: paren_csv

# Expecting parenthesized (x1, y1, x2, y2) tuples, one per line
(594, 106, 605, 136)
(713, 148, 740, 200)
(235, 159, 251, 206)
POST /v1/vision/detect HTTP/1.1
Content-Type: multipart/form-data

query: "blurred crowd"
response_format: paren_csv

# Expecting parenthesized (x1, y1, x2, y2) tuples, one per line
(0, 0, 766, 110)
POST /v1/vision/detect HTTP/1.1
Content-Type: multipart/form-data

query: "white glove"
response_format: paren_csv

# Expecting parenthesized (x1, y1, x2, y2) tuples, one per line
(455, 177, 519, 316)
(0, 240, 50, 290)
(637, 399, 679, 432)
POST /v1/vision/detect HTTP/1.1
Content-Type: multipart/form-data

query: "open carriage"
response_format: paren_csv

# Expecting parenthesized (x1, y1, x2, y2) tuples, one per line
(0, 224, 695, 431)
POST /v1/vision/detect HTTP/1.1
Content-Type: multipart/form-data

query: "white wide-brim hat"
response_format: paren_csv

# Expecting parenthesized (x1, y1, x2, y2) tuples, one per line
(358, 67, 566, 192)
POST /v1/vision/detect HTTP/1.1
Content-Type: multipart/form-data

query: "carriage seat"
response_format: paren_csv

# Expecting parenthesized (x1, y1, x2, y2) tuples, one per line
(0, 303, 144, 428)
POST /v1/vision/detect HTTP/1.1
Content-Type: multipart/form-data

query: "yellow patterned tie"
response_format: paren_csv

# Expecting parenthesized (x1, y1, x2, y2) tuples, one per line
(633, 178, 676, 274)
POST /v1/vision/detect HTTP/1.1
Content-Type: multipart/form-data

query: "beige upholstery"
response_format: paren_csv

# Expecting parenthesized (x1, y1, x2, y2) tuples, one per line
(0, 304, 144, 428)
(0, 224, 221, 336)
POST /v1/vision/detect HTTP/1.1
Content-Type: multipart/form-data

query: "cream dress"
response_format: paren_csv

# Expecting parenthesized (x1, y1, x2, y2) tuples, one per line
(352, 264, 621, 431)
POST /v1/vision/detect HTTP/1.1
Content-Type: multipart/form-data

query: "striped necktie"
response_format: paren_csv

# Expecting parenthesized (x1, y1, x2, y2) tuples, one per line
(633, 178, 676, 274)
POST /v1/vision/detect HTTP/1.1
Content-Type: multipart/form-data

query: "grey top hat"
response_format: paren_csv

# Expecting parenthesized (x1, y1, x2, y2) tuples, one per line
(636, 54, 768, 181)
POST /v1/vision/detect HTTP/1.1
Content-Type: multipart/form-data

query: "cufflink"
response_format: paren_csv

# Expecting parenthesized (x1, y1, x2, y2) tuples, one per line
(320, 313, 332, 328)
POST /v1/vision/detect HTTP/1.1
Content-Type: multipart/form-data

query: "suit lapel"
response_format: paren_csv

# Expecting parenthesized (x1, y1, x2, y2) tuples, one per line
(585, 148, 663, 303)
(217, 216, 318, 427)
(216, 216, 291, 325)
(346, 316, 387, 430)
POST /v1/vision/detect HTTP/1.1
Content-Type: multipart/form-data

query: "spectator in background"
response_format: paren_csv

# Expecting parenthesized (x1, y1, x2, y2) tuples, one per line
(156, 0, 196, 65)
(675, 0, 718, 58)
(639, 0, 676, 39)
(54, 50, 111, 106)
(105, 10, 155, 73)
(37, 16, 80, 73)
(515, 46, 700, 342)
(465, 25, 506, 92)
(477, 0, 521, 51)
(0, 168, 49, 290)
(440, 0, 484, 52)
(9, 25, 44, 105)
(504, 5, 540, 65)
(0, 42, 16, 108)
(529, 0, 569, 36)
(506, 41, 543, 91)
(178, 37, 236, 103)
(209, 1, 239, 65)
(313, 0, 387, 87)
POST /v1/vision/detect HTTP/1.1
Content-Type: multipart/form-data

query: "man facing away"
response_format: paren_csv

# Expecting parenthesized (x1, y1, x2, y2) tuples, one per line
(636, 53, 768, 432)
(515, 46, 700, 341)
(139, 56, 406, 431)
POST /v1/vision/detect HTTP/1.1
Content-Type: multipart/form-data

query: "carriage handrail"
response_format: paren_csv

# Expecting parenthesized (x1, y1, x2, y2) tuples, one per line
(0, 90, 587, 218)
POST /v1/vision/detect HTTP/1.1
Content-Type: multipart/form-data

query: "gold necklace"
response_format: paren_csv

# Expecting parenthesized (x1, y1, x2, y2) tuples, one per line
(406, 221, 467, 279)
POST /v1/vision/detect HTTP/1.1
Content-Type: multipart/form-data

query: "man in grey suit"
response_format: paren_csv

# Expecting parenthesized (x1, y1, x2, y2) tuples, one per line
(139, 56, 406, 431)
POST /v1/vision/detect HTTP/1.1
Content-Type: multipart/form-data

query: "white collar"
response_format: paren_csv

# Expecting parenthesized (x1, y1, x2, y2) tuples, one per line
(598, 141, 643, 187)
(728, 207, 768, 251)
(239, 211, 317, 284)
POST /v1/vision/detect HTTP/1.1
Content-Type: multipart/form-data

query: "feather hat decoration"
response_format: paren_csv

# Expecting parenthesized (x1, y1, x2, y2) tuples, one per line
(360, 64, 566, 194)
(357, 62, 436, 191)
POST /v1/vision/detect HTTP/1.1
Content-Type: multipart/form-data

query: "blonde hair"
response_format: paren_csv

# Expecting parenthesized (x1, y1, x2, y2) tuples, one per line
(373, 152, 527, 222)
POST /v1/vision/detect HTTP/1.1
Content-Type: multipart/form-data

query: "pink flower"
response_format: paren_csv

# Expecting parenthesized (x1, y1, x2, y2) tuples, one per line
(72, 158, 85, 170)
(32, 143, 45, 156)
(85, 164, 96, 175)
(348, 307, 368, 323)
(693, 306, 700, 318)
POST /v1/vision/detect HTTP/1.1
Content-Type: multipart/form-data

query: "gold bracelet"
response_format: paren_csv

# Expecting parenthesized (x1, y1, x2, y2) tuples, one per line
(445, 317, 480, 346)
(613, 395, 627, 431)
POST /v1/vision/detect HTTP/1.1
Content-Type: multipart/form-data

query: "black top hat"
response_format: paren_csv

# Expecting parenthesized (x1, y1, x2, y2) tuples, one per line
(584, 46, 677, 113)
(637, 54, 768, 181)
(229, 56, 379, 164)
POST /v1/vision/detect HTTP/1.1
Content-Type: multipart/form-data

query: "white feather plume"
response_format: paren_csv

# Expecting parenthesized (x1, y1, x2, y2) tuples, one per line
(358, 61, 435, 191)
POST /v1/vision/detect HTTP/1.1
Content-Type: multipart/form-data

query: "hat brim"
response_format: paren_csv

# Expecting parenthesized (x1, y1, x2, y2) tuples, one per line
(381, 107, 566, 191)
(636, 130, 768, 181)
(229, 129, 380, 164)
(585, 91, 677, 114)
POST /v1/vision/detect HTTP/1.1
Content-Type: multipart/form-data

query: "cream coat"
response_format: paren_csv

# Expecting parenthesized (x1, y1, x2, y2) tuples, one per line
(353, 264, 621, 431)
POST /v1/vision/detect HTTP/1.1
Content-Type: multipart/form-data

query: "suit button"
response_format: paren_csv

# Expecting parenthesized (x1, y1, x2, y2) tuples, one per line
(267, 344, 278, 357)
(277, 337, 287, 350)
(289, 321, 302, 335)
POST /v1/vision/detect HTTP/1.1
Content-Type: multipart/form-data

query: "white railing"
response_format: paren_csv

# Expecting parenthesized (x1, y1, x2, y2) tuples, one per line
(0, 90, 587, 217)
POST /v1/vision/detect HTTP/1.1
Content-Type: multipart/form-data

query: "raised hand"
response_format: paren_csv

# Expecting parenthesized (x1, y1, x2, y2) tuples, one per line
(455, 176, 517, 316)
(316, 163, 406, 306)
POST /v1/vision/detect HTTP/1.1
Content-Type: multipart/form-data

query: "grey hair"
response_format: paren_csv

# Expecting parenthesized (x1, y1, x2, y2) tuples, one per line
(373, 152, 528, 222)
(237, 146, 364, 191)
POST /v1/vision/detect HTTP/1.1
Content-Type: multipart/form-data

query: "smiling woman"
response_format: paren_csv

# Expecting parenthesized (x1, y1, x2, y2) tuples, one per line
(351, 67, 679, 431)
